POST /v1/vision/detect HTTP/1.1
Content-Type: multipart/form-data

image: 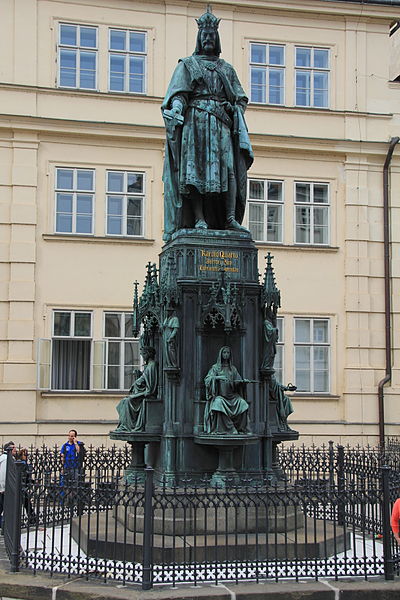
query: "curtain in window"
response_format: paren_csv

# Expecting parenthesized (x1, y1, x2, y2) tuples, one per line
(52, 339, 91, 390)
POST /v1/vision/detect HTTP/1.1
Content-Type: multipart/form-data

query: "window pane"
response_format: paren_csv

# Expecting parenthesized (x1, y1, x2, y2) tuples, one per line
(295, 70, 310, 106)
(250, 67, 266, 103)
(127, 217, 142, 236)
(108, 196, 123, 215)
(249, 180, 264, 200)
(267, 204, 282, 242)
(127, 197, 142, 217)
(124, 315, 134, 338)
(129, 57, 145, 93)
(110, 54, 125, 91)
(107, 172, 124, 193)
(76, 215, 92, 234)
(314, 320, 328, 343)
(268, 181, 282, 202)
(269, 45, 284, 66)
(60, 24, 77, 46)
(105, 313, 121, 337)
(251, 43, 266, 64)
(108, 341, 120, 365)
(110, 29, 126, 51)
(107, 216, 122, 235)
(56, 214, 72, 232)
(54, 312, 71, 336)
(314, 48, 329, 69)
(296, 47, 311, 67)
(74, 312, 91, 336)
(295, 346, 311, 391)
(127, 173, 144, 193)
(56, 193, 73, 213)
(80, 27, 97, 48)
(274, 345, 283, 383)
(80, 51, 96, 88)
(269, 68, 284, 104)
(130, 31, 146, 53)
(60, 49, 77, 87)
(107, 365, 120, 389)
(77, 170, 94, 191)
(77, 195, 92, 214)
(295, 319, 310, 343)
(57, 169, 74, 190)
(249, 203, 264, 241)
(314, 71, 328, 107)
(313, 184, 328, 203)
(296, 183, 310, 203)
(296, 207, 310, 243)
(52, 339, 90, 390)
(313, 207, 329, 243)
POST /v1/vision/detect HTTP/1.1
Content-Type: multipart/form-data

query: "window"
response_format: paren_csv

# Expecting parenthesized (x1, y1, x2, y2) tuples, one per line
(294, 318, 329, 393)
(58, 23, 97, 89)
(104, 313, 140, 390)
(52, 311, 92, 390)
(295, 182, 329, 245)
(55, 168, 94, 234)
(250, 43, 285, 104)
(248, 179, 283, 242)
(106, 171, 144, 237)
(274, 317, 284, 383)
(295, 47, 329, 108)
(109, 29, 146, 93)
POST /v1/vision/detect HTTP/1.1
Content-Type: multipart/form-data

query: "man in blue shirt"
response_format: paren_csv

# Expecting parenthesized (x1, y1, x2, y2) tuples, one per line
(60, 429, 85, 483)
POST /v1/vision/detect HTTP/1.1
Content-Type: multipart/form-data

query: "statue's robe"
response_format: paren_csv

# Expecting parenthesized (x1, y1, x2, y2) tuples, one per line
(269, 376, 294, 431)
(162, 54, 254, 240)
(204, 351, 249, 434)
(115, 360, 158, 433)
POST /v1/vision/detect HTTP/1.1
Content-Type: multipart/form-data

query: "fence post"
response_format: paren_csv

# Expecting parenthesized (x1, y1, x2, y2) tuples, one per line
(328, 440, 334, 488)
(337, 444, 345, 526)
(381, 465, 394, 581)
(7, 460, 25, 572)
(142, 466, 154, 591)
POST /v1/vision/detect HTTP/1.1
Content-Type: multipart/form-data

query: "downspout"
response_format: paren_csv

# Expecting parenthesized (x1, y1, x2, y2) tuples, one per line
(378, 136, 399, 447)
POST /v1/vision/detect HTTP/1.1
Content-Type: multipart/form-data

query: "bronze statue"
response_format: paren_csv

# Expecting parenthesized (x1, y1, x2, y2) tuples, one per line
(162, 310, 180, 368)
(113, 346, 158, 433)
(269, 376, 295, 431)
(161, 7, 254, 241)
(204, 346, 250, 434)
(261, 304, 279, 371)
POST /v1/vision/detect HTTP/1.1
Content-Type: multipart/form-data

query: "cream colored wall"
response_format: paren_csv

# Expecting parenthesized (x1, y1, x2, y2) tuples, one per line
(1, 0, 399, 448)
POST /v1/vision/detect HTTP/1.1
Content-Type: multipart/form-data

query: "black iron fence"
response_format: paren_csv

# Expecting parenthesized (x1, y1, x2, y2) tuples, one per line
(1, 442, 400, 589)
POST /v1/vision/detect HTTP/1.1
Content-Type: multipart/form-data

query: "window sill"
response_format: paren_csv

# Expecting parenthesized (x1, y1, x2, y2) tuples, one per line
(254, 242, 339, 252)
(247, 102, 392, 118)
(42, 233, 155, 245)
(41, 391, 126, 397)
(291, 394, 340, 400)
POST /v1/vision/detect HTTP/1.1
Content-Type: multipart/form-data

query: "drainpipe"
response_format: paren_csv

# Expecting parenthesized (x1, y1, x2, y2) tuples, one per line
(378, 136, 399, 447)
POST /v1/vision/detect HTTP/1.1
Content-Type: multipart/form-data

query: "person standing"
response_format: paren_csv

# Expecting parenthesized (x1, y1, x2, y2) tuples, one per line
(391, 498, 400, 544)
(0, 441, 16, 528)
(60, 430, 86, 484)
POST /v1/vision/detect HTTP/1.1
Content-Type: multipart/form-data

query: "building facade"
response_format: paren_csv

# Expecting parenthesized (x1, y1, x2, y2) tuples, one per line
(1, 0, 400, 446)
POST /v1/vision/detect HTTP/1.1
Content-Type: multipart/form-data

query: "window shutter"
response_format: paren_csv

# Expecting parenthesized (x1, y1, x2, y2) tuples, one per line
(92, 340, 105, 390)
(37, 338, 51, 390)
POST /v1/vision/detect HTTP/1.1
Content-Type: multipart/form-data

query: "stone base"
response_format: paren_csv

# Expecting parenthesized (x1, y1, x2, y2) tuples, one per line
(72, 511, 350, 564)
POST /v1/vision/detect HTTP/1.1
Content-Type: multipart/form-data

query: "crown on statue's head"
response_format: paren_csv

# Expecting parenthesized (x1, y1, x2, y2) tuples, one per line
(196, 5, 221, 31)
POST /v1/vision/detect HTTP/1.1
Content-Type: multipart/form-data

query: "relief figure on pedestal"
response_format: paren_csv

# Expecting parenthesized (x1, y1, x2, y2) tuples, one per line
(204, 346, 250, 435)
(161, 7, 254, 242)
(261, 304, 279, 371)
(162, 310, 180, 368)
(113, 346, 158, 433)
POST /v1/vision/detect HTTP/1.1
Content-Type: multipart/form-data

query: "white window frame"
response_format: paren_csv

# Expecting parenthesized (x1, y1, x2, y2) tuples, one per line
(54, 167, 95, 235)
(247, 178, 284, 243)
(108, 28, 147, 94)
(294, 46, 330, 108)
(294, 317, 330, 394)
(58, 23, 98, 90)
(106, 170, 145, 237)
(249, 42, 285, 105)
(103, 312, 140, 391)
(51, 310, 93, 391)
(294, 181, 330, 246)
